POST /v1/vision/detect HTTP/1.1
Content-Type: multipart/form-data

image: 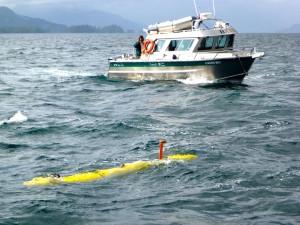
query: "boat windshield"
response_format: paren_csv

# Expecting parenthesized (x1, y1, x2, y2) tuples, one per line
(168, 39, 194, 51)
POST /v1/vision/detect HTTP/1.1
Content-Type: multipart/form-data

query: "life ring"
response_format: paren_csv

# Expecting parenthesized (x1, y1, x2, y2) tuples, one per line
(143, 39, 156, 54)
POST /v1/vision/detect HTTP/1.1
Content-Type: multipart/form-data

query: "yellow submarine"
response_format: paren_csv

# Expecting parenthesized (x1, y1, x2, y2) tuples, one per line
(24, 140, 197, 187)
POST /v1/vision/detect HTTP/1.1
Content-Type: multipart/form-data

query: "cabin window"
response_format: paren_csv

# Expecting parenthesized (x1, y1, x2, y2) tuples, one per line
(168, 40, 178, 51)
(198, 38, 206, 50)
(167, 39, 194, 51)
(227, 35, 234, 48)
(198, 37, 213, 51)
(176, 39, 194, 51)
(198, 35, 235, 51)
(216, 35, 227, 48)
(155, 40, 166, 52)
(204, 37, 214, 49)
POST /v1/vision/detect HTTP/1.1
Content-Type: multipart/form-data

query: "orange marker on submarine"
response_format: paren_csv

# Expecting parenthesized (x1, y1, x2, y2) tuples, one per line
(24, 140, 197, 187)
(159, 139, 167, 160)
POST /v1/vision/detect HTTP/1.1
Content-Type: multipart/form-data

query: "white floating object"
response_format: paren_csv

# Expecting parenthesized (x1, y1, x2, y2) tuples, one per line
(7, 111, 28, 124)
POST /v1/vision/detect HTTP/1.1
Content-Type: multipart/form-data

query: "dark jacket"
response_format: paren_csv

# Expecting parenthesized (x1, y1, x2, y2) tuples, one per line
(134, 41, 142, 57)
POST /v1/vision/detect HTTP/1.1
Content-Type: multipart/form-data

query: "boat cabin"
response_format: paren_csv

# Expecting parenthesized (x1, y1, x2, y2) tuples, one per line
(153, 34, 235, 53)
(143, 13, 237, 59)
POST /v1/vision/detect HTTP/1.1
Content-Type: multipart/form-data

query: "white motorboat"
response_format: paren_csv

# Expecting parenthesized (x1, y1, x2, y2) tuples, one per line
(108, 9, 264, 84)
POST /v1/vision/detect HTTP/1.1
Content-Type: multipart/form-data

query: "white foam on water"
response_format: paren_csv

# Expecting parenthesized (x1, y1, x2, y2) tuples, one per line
(0, 111, 28, 126)
(250, 72, 276, 80)
(44, 68, 96, 78)
(177, 76, 215, 85)
(23, 68, 98, 82)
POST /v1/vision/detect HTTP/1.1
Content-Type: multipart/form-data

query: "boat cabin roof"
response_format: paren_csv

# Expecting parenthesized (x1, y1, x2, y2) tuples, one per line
(145, 14, 237, 40)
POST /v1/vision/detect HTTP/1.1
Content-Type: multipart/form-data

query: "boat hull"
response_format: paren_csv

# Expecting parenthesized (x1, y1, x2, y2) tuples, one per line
(108, 57, 255, 84)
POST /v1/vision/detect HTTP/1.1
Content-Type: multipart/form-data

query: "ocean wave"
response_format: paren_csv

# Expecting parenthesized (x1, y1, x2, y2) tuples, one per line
(0, 111, 28, 126)
(0, 142, 29, 150)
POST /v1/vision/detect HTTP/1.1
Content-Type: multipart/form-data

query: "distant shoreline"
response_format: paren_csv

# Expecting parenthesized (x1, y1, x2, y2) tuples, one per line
(0, 32, 297, 34)
(0, 6, 140, 34)
(0, 25, 133, 34)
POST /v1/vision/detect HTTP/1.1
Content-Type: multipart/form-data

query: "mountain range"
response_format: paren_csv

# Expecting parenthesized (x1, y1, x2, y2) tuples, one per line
(1, 6, 299, 34)
(0, 6, 142, 33)
(0, 6, 66, 32)
(16, 7, 142, 32)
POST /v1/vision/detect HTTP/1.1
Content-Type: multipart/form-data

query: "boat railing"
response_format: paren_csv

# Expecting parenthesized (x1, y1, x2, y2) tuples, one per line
(234, 47, 257, 54)
(153, 26, 227, 34)
(192, 47, 257, 60)
(196, 47, 255, 54)
(110, 54, 139, 61)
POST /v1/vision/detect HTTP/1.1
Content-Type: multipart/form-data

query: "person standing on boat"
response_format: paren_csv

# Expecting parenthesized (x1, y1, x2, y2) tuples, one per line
(134, 35, 144, 58)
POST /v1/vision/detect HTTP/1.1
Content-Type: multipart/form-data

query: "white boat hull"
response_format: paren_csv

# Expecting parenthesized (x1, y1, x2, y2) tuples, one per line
(108, 57, 256, 83)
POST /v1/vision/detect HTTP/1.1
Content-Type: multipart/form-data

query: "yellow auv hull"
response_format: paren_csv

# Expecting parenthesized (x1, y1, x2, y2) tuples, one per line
(24, 154, 197, 187)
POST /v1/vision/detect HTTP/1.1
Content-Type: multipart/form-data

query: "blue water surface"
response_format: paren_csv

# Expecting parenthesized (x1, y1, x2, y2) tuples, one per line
(0, 33, 299, 225)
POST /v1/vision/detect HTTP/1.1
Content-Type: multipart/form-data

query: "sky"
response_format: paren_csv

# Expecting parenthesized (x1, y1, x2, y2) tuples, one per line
(0, 0, 299, 32)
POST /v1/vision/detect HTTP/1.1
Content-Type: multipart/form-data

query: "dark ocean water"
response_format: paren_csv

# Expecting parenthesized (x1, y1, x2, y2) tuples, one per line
(0, 33, 299, 225)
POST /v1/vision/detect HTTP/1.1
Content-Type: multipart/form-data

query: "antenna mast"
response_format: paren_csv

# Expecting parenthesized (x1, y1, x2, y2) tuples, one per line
(212, 0, 216, 17)
(193, 0, 199, 16)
